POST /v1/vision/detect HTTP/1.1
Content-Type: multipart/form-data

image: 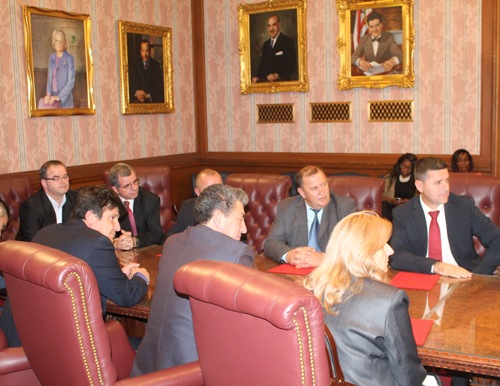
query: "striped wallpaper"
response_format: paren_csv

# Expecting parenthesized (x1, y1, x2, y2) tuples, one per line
(0, 0, 195, 174)
(204, 0, 482, 155)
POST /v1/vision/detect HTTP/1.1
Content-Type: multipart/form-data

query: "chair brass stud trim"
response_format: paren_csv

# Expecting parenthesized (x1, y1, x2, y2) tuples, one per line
(294, 307, 316, 386)
(367, 100, 414, 122)
(310, 102, 352, 123)
(64, 272, 104, 386)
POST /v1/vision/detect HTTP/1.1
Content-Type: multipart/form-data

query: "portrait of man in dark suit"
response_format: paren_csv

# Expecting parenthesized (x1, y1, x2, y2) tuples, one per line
(250, 10, 298, 83)
(128, 37, 165, 103)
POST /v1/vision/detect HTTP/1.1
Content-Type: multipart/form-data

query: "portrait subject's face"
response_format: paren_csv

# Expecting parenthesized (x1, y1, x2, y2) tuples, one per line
(140, 42, 150, 62)
(267, 16, 281, 39)
(367, 18, 383, 39)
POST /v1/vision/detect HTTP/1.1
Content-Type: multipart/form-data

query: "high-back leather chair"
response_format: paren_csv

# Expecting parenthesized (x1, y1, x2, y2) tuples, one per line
(0, 174, 33, 241)
(174, 260, 352, 386)
(225, 173, 292, 253)
(449, 173, 500, 257)
(0, 328, 40, 386)
(327, 176, 384, 216)
(0, 241, 204, 386)
(103, 165, 174, 234)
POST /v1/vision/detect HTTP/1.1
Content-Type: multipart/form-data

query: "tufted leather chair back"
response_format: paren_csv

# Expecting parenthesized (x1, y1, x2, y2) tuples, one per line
(0, 174, 33, 241)
(103, 165, 174, 234)
(327, 176, 384, 216)
(449, 173, 500, 257)
(174, 260, 334, 386)
(225, 174, 292, 254)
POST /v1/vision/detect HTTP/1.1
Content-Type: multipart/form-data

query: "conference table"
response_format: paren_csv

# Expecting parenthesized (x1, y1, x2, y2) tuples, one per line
(109, 245, 500, 381)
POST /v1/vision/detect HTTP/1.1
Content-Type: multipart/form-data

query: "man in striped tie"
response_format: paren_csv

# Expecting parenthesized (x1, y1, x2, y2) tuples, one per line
(110, 163, 162, 250)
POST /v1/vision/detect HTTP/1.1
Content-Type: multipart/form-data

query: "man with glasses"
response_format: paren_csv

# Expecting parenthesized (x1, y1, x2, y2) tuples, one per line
(109, 163, 162, 249)
(16, 160, 78, 242)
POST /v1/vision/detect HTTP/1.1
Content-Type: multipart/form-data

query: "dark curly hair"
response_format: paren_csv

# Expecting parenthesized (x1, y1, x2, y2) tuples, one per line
(71, 185, 125, 220)
(451, 149, 474, 173)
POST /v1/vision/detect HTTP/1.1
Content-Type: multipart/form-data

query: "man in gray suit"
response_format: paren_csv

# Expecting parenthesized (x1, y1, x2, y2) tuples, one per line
(131, 184, 254, 375)
(264, 165, 356, 268)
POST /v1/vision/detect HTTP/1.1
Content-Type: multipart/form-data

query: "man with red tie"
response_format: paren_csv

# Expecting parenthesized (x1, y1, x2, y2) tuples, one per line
(109, 163, 162, 250)
(389, 157, 500, 278)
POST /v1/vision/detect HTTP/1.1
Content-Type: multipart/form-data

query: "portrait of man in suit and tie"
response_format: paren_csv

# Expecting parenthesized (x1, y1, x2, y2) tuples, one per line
(351, 10, 403, 75)
(250, 10, 299, 83)
(128, 37, 165, 104)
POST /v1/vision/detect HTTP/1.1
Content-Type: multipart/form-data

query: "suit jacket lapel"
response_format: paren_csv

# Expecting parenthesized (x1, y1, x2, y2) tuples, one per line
(411, 197, 429, 256)
(41, 191, 57, 225)
(318, 197, 334, 241)
(294, 199, 309, 246)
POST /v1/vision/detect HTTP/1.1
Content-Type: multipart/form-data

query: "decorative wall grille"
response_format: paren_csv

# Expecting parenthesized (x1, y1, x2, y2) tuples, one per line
(310, 102, 351, 122)
(368, 100, 413, 122)
(257, 104, 294, 123)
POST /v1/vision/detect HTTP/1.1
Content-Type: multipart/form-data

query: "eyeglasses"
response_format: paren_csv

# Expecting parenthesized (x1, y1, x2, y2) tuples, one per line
(119, 178, 140, 190)
(43, 175, 70, 181)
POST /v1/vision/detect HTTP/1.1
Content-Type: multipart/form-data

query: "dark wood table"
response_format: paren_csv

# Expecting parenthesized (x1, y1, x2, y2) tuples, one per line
(110, 246, 500, 380)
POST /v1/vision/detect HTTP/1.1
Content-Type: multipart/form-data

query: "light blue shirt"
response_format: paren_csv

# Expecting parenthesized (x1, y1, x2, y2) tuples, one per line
(281, 203, 324, 263)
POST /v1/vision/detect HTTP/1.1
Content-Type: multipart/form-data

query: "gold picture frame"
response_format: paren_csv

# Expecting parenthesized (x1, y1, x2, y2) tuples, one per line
(337, 0, 415, 90)
(238, 0, 308, 94)
(23, 6, 95, 117)
(118, 21, 174, 115)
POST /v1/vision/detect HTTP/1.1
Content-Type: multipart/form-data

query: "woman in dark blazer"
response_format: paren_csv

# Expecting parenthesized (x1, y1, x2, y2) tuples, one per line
(306, 211, 427, 386)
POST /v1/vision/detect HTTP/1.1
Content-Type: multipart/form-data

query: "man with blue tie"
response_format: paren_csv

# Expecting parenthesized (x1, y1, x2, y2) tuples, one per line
(264, 165, 356, 268)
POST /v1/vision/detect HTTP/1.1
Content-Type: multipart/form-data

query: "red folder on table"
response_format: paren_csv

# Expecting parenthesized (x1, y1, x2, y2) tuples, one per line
(411, 319, 434, 346)
(268, 264, 315, 276)
(390, 272, 440, 290)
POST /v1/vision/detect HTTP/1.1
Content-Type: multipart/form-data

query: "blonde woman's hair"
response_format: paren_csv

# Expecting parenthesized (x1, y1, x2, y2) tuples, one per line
(52, 30, 67, 51)
(305, 211, 392, 315)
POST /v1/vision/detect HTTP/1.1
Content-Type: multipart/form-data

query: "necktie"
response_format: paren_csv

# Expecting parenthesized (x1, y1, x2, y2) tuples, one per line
(308, 209, 321, 252)
(124, 201, 138, 237)
(428, 211, 442, 261)
(145, 62, 148, 73)
(271, 39, 275, 49)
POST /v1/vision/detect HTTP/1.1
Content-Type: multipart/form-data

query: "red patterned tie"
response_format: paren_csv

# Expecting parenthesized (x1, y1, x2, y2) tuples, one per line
(428, 211, 442, 261)
(145, 62, 148, 73)
(124, 201, 138, 237)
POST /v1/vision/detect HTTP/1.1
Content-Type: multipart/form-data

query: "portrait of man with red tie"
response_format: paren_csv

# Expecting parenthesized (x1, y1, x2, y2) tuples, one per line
(129, 38, 164, 103)
(389, 157, 500, 278)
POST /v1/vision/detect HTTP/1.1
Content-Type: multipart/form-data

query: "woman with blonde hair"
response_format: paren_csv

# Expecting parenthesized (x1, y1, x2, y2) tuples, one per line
(306, 211, 427, 386)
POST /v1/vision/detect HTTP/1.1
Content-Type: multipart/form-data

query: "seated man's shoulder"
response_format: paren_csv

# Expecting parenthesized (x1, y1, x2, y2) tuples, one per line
(277, 195, 303, 210)
(138, 186, 160, 201)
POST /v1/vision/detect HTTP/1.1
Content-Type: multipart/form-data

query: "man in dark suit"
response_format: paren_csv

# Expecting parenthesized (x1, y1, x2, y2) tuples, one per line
(390, 157, 500, 278)
(130, 40, 164, 103)
(109, 163, 163, 249)
(252, 15, 297, 83)
(16, 160, 78, 242)
(166, 169, 222, 239)
(264, 165, 356, 268)
(351, 11, 403, 73)
(0, 185, 150, 347)
(131, 184, 254, 375)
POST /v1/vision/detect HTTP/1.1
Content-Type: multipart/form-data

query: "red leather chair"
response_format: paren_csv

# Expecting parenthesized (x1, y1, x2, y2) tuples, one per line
(0, 328, 40, 386)
(174, 260, 353, 386)
(449, 173, 500, 257)
(326, 176, 384, 216)
(0, 174, 33, 241)
(0, 241, 204, 386)
(103, 165, 175, 234)
(225, 173, 292, 253)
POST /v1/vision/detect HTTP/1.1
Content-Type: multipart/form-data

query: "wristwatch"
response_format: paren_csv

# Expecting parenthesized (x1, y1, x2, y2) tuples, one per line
(134, 237, 140, 248)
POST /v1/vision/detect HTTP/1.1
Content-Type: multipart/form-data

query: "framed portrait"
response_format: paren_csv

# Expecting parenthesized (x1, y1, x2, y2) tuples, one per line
(23, 6, 95, 117)
(118, 21, 174, 115)
(337, 0, 415, 90)
(238, 0, 308, 94)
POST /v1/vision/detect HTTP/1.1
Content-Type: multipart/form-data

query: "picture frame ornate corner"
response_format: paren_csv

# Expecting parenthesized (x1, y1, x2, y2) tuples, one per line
(238, 0, 308, 94)
(23, 5, 95, 117)
(118, 20, 174, 115)
(336, 0, 415, 90)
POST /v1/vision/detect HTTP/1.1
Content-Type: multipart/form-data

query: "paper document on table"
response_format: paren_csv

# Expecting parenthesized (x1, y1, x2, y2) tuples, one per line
(363, 62, 385, 76)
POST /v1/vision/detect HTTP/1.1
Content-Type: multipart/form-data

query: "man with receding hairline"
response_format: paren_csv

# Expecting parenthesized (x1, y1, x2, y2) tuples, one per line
(16, 160, 78, 242)
(264, 165, 356, 268)
(166, 169, 223, 239)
